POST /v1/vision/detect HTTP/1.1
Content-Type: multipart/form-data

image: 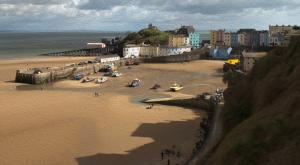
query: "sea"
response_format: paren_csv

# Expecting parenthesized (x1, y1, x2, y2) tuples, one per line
(0, 31, 210, 59)
(0, 32, 127, 59)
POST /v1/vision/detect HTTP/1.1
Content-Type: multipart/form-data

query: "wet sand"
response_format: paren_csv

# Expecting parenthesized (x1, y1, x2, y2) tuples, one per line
(0, 57, 224, 165)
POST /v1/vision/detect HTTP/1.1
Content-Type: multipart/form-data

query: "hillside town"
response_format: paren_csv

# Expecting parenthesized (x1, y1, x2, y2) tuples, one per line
(123, 24, 300, 58)
(41, 24, 300, 60)
(39, 24, 300, 76)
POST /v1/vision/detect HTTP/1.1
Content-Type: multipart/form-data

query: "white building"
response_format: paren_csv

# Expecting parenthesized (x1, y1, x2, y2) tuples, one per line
(96, 55, 120, 63)
(123, 44, 192, 58)
(123, 45, 141, 58)
(269, 33, 284, 46)
(242, 52, 267, 72)
(184, 37, 190, 46)
(87, 43, 106, 49)
(159, 46, 192, 56)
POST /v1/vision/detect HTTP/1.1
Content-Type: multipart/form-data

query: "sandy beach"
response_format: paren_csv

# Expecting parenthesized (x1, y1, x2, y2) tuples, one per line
(0, 57, 224, 165)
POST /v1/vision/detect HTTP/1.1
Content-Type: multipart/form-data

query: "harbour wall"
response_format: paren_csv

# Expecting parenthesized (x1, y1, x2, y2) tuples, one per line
(15, 61, 121, 85)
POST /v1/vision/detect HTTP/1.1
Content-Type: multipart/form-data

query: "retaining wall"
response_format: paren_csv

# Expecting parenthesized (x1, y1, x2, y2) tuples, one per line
(142, 54, 201, 63)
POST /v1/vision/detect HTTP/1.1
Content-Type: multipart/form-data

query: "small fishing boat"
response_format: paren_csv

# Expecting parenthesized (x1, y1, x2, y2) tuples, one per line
(95, 77, 108, 84)
(170, 83, 183, 92)
(112, 71, 122, 77)
(81, 77, 96, 83)
(128, 79, 141, 87)
(74, 74, 83, 80)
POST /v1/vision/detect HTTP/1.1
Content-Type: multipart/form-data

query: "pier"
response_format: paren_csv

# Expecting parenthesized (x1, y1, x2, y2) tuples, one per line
(41, 47, 117, 57)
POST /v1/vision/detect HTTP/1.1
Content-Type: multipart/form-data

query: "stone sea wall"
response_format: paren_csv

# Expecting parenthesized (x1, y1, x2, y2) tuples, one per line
(142, 54, 201, 63)
(15, 61, 121, 85)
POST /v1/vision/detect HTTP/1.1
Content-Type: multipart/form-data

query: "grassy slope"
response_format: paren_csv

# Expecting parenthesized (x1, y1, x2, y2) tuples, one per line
(205, 36, 300, 165)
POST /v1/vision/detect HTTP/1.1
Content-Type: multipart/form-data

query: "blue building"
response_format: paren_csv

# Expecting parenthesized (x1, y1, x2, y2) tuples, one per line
(230, 33, 238, 47)
(188, 32, 200, 49)
(259, 30, 269, 46)
(209, 47, 233, 59)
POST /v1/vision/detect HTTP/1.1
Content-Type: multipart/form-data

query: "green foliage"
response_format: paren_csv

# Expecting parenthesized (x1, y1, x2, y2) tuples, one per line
(251, 50, 283, 80)
(223, 70, 244, 87)
(122, 28, 169, 45)
(225, 125, 269, 165)
(122, 32, 142, 44)
(215, 36, 300, 165)
(224, 115, 300, 165)
(223, 100, 252, 132)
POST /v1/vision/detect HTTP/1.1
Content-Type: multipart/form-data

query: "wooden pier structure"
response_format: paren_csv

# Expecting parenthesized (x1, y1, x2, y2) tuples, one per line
(41, 47, 117, 57)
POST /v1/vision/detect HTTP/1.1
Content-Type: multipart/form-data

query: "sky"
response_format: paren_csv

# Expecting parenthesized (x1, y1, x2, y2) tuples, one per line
(0, 0, 299, 32)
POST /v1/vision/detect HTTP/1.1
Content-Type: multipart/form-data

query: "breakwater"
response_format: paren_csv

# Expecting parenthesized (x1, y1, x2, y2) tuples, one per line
(15, 61, 121, 84)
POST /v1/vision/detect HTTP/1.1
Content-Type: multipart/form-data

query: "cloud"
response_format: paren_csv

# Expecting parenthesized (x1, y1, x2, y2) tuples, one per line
(0, 0, 299, 31)
(0, 0, 68, 5)
(77, 0, 300, 14)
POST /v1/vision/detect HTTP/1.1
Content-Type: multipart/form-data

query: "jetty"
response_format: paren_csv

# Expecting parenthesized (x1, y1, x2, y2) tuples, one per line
(40, 47, 117, 57)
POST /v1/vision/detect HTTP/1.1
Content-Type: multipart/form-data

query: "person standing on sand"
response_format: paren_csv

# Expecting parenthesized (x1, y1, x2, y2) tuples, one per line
(167, 159, 170, 165)
(161, 151, 164, 160)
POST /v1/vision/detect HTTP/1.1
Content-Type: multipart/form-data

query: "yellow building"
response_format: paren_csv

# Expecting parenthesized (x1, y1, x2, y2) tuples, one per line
(210, 30, 225, 46)
(224, 33, 231, 46)
(168, 35, 187, 47)
(269, 25, 294, 35)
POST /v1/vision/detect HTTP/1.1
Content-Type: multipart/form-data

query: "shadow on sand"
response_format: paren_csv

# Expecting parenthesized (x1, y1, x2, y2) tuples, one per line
(76, 110, 202, 165)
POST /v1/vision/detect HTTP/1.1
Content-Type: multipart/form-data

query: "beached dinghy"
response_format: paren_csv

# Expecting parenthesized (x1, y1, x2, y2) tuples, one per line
(128, 79, 141, 87)
(95, 77, 108, 84)
(112, 71, 122, 77)
(81, 77, 96, 83)
(170, 83, 183, 92)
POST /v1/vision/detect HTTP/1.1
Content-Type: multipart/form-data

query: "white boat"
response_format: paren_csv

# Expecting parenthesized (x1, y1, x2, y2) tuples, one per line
(95, 77, 108, 84)
(128, 79, 141, 87)
(112, 71, 122, 77)
(170, 83, 183, 92)
(81, 77, 96, 83)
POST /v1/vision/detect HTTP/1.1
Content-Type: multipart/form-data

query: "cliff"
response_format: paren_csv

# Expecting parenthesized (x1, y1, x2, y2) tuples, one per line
(203, 36, 300, 165)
